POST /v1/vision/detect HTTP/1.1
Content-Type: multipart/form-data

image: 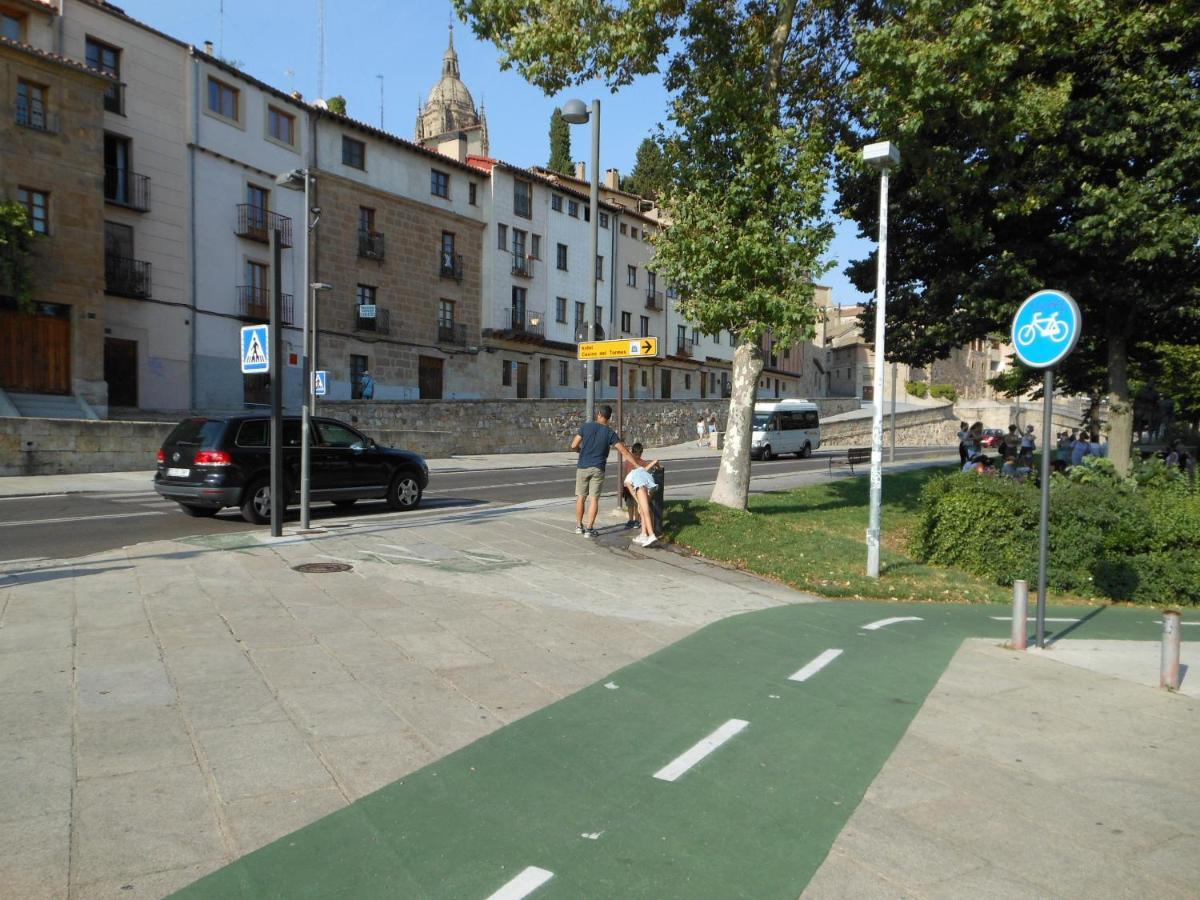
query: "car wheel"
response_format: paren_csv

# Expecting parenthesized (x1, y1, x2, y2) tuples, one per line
(385, 471, 423, 511)
(240, 478, 272, 524)
(332, 499, 358, 509)
(178, 503, 219, 518)
(801, 442, 812, 459)
(762, 444, 774, 461)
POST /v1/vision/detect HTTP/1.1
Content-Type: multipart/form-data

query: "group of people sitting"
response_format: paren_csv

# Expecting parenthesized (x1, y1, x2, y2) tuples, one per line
(958, 422, 1040, 480)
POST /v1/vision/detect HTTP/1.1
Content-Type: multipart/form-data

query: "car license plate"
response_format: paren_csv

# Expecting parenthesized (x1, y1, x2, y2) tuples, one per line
(167, 467, 190, 478)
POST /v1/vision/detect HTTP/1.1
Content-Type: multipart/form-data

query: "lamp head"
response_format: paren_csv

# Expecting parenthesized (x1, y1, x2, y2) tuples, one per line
(561, 98, 589, 124)
(275, 169, 307, 189)
(311, 282, 333, 292)
(862, 141, 900, 171)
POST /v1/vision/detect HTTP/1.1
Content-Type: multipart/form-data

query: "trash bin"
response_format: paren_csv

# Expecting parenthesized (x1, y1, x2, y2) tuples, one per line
(651, 468, 665, 535)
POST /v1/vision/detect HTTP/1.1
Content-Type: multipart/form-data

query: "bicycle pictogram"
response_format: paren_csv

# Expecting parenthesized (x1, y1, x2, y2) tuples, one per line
(1015, 311, 1069, 347)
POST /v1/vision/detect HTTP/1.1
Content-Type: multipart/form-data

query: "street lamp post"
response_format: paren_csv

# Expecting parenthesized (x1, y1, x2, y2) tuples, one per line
(862, 140, 900, 579)
(561, 98, 600, 420)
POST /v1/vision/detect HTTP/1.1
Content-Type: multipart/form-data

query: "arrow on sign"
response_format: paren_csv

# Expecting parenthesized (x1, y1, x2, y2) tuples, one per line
(641, 341, 653, 355)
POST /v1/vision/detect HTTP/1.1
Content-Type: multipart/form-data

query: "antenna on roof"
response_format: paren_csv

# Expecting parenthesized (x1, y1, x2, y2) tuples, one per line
(377, 74, 384, 129)
(316, 0, 326, 99)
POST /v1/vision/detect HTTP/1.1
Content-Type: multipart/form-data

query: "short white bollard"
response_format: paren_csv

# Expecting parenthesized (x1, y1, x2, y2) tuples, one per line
(1161, 609, 1182, 691)
(1010, 580, 1028, 650)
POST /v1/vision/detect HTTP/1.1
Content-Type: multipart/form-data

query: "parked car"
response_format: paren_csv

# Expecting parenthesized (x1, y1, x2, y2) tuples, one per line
(980, 428, 1006, 449)
(153, 414, 428, 523)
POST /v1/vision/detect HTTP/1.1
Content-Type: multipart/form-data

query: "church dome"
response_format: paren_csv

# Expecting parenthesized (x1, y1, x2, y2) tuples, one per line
(420, 27, 480, 136)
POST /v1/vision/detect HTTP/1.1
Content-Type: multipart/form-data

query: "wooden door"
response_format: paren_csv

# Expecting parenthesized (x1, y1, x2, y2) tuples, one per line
(539, 358, 549, 398)
(0, 305, 71, 394)
(418, 355, 443, 400)
(104, 337, 138, 407)
(516, 361, 529, 399)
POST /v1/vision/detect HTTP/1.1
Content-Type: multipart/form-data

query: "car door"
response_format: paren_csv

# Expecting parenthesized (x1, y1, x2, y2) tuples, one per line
(314, 420, 389, 497)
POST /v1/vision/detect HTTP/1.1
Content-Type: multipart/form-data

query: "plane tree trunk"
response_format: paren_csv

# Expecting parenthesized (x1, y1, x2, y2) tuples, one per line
(711, 341, 765, 510)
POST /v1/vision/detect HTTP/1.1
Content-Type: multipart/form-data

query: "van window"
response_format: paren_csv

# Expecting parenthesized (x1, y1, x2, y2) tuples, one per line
(802, 410, 819, 428)
(752, 412, 771, 429)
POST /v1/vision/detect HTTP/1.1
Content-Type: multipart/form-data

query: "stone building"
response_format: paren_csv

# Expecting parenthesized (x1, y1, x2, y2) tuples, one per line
(414, 27, 488, 161)
(0, 29, 109, 412)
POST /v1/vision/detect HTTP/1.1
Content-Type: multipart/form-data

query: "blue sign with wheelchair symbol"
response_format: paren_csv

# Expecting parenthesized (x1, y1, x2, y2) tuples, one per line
(1011, 289, 1081, 369)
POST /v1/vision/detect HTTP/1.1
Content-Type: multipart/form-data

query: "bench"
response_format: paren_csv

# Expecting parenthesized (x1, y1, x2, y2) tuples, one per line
(828, 447, 871, 475)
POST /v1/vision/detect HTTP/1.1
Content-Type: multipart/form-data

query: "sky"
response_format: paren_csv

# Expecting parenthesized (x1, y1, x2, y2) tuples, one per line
(117, 0, 873, 304)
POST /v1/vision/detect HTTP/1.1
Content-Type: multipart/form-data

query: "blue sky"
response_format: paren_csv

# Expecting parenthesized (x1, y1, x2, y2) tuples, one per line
(119, 0, 872, 304)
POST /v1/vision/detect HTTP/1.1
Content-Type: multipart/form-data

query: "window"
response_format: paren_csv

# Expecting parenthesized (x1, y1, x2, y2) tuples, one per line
(513, 179, 532, 218)
(631, 227, 638, 239)
(439, 299, 455, 328)
(556, 243, 568, 270)
(349, 354, 368, 399)
(15, 79, 47, 130)
(567, 199, 579, 217)
(692, 328, 701, 345)
(511, 228, 527, 259)
(685, 373, 692, 390)
(502, 360, 512, 386)
(497, 223, 507, 250)
(356, 284, 377, 307)
(595, 255, 604, 280)
(639, 315, 649, 337)
(621, 311, 631, 332)
(17, 188, 48, 234)
(511, 286, 527, 323)
(574, 302, 585, 332)
(558, 360, 568, 386)
(206, 76, 238, 121)
(729, 331, 736, 347)
(596, 304, 603, 325)
(551, 194, 563, 212)
(641, 370, 648, 387)
(599, 212, 609, 228)
(359, 206, 375, 233)
(530, 234, 541, 259)
(86, 38, 122, 113)
(468, 182, 477, 205)
(316, 421, 364, 448)
(710, 372, 717, 395)
(583, 206, 590, 222)
(342, 136, 366, 169)
(431, 168, 449, 198)
(647, 271, 657, 295)
(268, 106, 295, 145)
(627, 265, 637, 287)
(441, 231, 456, 272)
(103, 133, 133, 204)
(555, 297, 567, 323)
(619, 222, 627, 235)
(2, 12, 25, 41)
(677, 324, 686, 346)
(609, 366, 618, 387)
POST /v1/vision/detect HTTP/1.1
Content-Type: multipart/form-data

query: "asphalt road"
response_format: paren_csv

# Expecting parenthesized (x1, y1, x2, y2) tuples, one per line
(0, 448, 946, 563)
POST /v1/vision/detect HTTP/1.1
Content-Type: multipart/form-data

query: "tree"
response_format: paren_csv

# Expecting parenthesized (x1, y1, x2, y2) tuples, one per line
(326, 95, 347, 116)
(837, 0, 1200, 475)
(1153, 344, 1200, 427)
(622, 137, 670, 200)
(455, 0, 845, 508)
(547, 107, 572, 175)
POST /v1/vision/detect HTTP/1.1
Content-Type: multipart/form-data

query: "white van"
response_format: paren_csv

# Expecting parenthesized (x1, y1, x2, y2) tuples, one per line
(750, 400, 821, 460)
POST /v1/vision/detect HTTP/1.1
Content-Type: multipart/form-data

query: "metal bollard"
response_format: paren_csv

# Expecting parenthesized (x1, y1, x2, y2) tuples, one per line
(1161, 610, 1182, 691)
(1010, 580, 1028, 650)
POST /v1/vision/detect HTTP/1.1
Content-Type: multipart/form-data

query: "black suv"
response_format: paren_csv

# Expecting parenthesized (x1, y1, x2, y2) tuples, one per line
(153, 414, 429, 523)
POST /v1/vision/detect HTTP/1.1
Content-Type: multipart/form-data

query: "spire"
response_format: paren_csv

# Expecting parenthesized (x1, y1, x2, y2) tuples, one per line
(443, 24, 459, 79)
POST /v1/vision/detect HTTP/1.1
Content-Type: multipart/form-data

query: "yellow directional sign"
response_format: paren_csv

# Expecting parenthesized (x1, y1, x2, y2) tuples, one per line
(577, 337, 659, 361)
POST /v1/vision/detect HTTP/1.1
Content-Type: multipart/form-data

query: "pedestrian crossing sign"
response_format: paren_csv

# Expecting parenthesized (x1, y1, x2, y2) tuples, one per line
(240, 325, 269, 374)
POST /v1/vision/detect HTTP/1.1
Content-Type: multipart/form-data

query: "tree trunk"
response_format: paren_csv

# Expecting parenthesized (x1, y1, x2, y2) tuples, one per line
(1107, 332, 1133, 476)
(711, 341, 764, 510)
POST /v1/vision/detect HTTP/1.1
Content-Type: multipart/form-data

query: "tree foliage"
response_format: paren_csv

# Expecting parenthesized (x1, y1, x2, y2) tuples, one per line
(1153, 343, 1200, 424)
(326, 95, 347, 116)
(0, 201, 36, 312)
(547, 107, 572, 175)
(837, 0, 1200, 473)
(622, 137, 670, 200)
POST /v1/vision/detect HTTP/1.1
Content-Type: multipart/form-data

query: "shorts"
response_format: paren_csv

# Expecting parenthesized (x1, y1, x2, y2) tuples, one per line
(624, 467, 657, 493)
(575, 466, 605, 498)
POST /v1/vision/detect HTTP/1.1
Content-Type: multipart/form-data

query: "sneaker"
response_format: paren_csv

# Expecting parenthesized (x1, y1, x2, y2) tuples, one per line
(574, 525, 586, 535)
(585, 528, 599, 538)
(642, 534, 660, 547)
(624, 520, 639, 530)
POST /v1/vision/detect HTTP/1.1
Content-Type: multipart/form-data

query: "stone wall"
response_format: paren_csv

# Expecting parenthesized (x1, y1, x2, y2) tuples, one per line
(0, 417, 172, 476)
(820, 406, 960, 448)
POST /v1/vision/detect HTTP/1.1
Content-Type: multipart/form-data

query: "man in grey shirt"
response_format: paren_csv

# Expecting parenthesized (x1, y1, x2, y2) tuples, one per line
(569, 405, 638, 536)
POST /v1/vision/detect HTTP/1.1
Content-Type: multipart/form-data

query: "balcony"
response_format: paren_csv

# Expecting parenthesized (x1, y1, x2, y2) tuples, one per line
(104, 166, 150, 212)
(489, 308, 544, 340)
(437, 322, 468, 346)
(645, 289, 663, 311)
(355, 307, 391, 335)
(440, 252, 464, 281)
(104, 254, 151, 299)
(358, 229, 385, 260)
(675, 338, 695, 358)
(14, 97, 57, 133)
(236, 286, 294, 324)
(104, 82, 125, 115)
(236, 204, 293, 247)
(511, 254, 534, 278)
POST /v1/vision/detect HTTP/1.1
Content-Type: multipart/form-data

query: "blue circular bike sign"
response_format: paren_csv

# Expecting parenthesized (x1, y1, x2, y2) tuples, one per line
(1011, 289, 1081, 369)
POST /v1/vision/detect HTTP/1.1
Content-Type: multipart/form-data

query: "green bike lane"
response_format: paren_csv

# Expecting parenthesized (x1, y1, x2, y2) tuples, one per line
(173, 600, 1165, 899)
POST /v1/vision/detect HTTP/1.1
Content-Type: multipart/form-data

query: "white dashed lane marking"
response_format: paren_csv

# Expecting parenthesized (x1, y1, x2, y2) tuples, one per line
(788, 649, 844, 682)
(485, 866, 554, 899)
(862, 616, 924, 631)
(653, 719, 750, 783)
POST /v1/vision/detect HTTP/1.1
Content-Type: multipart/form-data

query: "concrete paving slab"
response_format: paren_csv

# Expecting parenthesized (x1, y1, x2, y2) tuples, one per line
(0, 812, 68, 900)
(248, 644, 352, 688)
(0, 735, 72, 824)
(0, 619, 74, 653)
(75, 660, 175, 713)
(221, 788, 347, 856)
(174, 676, 289, 731)
(196, 720, 337, 801)
(0, 647, 73, 695)
(275, 680, 406, 738)
(315, 729, 436, 800)
(71, 859, 226, 900)
(0, 687, 72, 742)
(76, 707, 196, 779)
(1032, 638, 1199, 698)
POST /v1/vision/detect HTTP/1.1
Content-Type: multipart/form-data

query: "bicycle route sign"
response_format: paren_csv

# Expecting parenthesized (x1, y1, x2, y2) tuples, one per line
(1011, 289, 1081, 369)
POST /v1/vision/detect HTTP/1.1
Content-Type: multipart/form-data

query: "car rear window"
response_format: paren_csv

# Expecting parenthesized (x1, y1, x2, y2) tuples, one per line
(164, 419, 225, 448)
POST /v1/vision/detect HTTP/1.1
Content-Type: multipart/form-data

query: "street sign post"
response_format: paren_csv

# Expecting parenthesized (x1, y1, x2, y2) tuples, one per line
(577, 337, 658, 361)
(313, 370, 327, 397)
(1011, 289, 1081, 648)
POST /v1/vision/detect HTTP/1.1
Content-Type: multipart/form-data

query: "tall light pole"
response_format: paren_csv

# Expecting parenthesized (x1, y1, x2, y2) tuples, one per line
(275, 167, 323, 530)
(863, 140, 899, 579)
(561, 98, 600, 420)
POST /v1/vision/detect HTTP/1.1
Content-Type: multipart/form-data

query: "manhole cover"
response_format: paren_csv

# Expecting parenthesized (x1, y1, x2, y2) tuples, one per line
(292, 562, 353, 574)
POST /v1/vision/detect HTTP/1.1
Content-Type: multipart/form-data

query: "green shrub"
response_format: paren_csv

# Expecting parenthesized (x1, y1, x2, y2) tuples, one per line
(929, 383, 958, 402)
(912, 468, 1200, 605)
(906, 380, 928, 398)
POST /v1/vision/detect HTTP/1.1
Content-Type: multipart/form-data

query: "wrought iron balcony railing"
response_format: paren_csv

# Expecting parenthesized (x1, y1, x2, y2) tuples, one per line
(104, 166, 150, 211)
(497, 309, 544, 337)
(235, 204, 293, 247)
(675, 338, 695, 358)
(440, 252, 464, 281)
(358, 229, 385, 259)
(236, 285, 294, 324)
(511, 254, 534, 278)
(645, 289, 663, 311)
(437, 322, 468, 346)
(355, 307, 391, 335)
(104, 254, 151, 299)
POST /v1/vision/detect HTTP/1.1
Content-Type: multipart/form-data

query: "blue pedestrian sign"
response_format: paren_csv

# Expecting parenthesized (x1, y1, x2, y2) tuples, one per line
(240, 325, 269, 374)
(1011, 289, 1081, 369)
(313, 370, 327, 396)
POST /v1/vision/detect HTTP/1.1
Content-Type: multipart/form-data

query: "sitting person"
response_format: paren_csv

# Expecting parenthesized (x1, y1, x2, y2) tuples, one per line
(623, 442, 663, 547)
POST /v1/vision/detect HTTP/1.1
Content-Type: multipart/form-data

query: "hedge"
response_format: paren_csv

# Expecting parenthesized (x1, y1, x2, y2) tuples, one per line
(911, 458, 1200, 605)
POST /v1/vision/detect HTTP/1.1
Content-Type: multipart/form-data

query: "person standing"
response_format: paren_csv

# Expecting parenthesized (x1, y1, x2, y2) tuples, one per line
(360, 370, 375, 400)
(1019, 425, 1036, 466)
(696, 416, 706, 447)
(957, 421, 970, 466)
(569, 405, 639, 537)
